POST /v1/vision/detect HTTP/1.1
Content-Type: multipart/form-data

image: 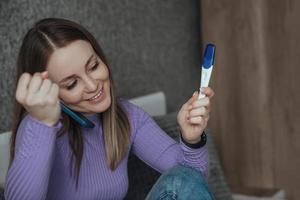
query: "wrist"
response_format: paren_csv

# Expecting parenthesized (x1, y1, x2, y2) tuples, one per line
(182, 136, 202, 144)
(180, 131, 207, 149)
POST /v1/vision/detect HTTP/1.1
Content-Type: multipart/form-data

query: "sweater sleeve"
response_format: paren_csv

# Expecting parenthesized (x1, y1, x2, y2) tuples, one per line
(4, 114, 62, 200)
(130, 106, 209, 179)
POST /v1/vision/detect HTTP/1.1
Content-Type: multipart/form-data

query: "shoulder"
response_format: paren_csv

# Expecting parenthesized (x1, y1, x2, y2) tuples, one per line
(117, 98, 152, 133)
(117, 98, 148, 119)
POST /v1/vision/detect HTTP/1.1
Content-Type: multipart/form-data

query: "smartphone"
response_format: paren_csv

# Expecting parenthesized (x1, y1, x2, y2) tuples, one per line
(60, 101, 95, 128)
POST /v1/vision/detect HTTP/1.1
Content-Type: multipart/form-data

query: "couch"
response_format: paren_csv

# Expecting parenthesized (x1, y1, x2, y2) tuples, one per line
(0, 113, 233, 200)
(0, 92, 233, 199)
(0, 0, 233, 199)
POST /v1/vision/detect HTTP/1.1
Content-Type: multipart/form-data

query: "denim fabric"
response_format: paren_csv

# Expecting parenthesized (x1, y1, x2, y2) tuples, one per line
(145, 165, 215, 200)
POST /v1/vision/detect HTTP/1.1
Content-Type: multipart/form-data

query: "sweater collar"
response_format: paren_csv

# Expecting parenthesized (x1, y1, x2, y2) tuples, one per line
(84, 113, 101, 124)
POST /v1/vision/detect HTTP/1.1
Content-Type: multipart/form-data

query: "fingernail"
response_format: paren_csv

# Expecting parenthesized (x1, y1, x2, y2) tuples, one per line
(192, 91, 197, 96)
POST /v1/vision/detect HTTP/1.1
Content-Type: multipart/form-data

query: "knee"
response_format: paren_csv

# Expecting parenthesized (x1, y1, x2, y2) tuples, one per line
(165, 165, 206, 183)
(149, 165, 214, 200)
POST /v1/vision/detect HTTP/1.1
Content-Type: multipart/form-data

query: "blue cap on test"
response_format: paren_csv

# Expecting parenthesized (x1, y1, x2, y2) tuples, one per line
(202, 44, 216, 69)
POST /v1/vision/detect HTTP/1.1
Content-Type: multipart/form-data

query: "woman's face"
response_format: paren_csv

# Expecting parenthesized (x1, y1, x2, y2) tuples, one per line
(46, 40, 111, 116)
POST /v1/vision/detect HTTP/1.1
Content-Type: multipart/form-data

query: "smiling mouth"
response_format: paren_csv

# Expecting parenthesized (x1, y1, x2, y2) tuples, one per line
(87, 88, 103, 101)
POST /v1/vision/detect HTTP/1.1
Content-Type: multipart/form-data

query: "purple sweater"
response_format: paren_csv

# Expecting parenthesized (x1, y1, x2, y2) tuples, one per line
(5, 99, 208, 200)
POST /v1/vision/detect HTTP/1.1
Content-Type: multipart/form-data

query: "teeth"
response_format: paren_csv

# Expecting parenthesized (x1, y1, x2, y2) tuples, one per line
(89, 89, 103, 101)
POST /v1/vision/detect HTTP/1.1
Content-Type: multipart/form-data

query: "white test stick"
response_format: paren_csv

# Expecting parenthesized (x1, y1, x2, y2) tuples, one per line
(198, 44, 216, 99)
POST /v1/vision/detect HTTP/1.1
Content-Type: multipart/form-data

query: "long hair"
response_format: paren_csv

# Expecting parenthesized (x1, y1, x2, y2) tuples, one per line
(10, 18, 131, 186)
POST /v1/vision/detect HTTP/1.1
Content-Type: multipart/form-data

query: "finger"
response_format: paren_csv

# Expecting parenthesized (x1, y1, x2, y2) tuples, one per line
(200, 87, 215, 98)
(41, 71, 49, 80)
(188, 116, 205, 125)
(188, 91, 198, 103)
(38, 79, 52, 97)
(27, 73, 43, 94)
(189, 107, 208, 117)
(182, 91, 198, 109)
(49, 83, 60, 100)
(189, 97, 210, 110)
(16, 73, 31, 103)
(204, 114, 210, 121)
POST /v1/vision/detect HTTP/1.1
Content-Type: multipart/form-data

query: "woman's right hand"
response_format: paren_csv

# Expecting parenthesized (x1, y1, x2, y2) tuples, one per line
(16, 71, 61, 127)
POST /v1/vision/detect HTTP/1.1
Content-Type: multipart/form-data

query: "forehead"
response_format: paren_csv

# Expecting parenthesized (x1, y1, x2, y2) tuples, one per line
(46, 40, 95, 82)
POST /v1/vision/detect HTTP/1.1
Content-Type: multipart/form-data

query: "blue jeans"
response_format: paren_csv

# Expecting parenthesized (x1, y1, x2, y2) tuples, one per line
(145, 165, 215, 200)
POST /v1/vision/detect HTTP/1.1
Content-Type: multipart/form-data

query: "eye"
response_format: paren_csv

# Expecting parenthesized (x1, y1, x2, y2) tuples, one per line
(90, 62, 99, 71)
(66, 80, 77, 90)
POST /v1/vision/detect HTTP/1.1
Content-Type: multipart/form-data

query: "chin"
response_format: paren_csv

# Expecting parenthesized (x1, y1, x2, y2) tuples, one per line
(86, 94, 111, 114)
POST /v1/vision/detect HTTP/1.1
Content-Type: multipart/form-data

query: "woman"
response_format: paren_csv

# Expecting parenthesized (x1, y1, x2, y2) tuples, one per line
(5, 18, 215, 200)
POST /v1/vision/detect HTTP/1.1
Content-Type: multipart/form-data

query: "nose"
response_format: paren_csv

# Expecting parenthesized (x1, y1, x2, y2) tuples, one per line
(83, 75, 98, 92)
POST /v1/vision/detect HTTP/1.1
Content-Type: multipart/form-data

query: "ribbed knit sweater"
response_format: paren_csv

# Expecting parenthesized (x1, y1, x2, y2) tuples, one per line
(4, 99, 208, 200)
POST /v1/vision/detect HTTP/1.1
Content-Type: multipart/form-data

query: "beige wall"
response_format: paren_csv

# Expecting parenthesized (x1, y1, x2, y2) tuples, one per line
(201, 1, 300, 199)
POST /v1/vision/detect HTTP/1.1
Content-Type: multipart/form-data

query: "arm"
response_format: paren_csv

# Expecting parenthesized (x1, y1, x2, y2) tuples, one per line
(4, 114, 62, 200)
(131, 108, 209, 179)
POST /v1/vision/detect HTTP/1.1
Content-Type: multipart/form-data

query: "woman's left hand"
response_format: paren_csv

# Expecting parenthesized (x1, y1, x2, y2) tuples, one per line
(177, 87, 214, 144)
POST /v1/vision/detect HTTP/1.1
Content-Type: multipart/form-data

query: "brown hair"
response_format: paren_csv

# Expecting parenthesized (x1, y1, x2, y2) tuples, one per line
(10, 18, 131, 186)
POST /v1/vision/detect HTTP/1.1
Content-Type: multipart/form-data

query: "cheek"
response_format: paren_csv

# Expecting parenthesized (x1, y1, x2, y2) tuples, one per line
(58, 66, 110, 104)
(99, 65, 110, 80)
(59, 89, 83, 104)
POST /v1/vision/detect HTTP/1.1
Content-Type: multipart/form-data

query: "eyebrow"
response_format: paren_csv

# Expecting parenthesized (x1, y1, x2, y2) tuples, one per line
(59, 54, 94, 84)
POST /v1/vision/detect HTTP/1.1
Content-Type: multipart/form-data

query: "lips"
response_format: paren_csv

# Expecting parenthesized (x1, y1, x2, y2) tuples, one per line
(87, 88, 103, 101)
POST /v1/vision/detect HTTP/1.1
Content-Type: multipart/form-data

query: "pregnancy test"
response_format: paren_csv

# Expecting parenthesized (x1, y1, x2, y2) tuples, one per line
(198, 44, 216, 99)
